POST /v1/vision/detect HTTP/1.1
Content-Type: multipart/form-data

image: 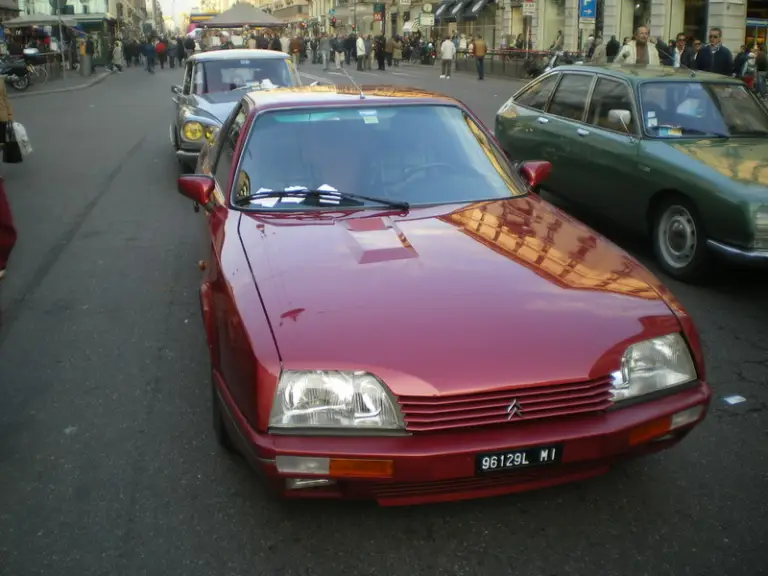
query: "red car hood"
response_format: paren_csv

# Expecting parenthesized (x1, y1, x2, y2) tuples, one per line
(238, 197, 679, 396)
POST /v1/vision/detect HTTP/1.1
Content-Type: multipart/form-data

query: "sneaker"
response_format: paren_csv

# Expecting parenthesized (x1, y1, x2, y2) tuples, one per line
(446, 76, 451, 79)
(440, 74, 446, 78)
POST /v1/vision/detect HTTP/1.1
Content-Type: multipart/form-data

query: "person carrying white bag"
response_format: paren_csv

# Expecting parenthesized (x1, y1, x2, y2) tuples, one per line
(13, 122, 31, 157)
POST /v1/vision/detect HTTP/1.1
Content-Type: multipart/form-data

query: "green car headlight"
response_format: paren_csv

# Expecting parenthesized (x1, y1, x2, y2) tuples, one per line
(182, 121, 204, 141)
(754, 207, 768, 249)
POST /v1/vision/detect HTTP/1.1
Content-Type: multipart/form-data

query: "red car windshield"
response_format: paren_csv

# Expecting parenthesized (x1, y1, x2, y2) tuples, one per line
(192, 58, 297, 94)
(235, 105, 524, 210)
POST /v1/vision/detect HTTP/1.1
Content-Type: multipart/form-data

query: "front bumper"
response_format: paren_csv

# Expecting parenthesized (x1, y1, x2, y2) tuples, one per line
(707, 239, 768, 266)
(218, 377, 711, 506)
(176, 149, 200, 163)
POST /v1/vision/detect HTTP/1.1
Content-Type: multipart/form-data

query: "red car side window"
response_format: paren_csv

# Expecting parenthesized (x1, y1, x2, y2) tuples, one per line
(214, 105, 248, 191)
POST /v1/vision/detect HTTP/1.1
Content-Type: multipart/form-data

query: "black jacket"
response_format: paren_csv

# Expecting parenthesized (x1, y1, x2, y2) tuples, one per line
(694, 44, 734, 76)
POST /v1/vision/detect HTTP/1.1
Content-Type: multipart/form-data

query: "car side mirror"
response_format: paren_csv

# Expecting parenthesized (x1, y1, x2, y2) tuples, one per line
(178, 175, 215, 205)
(171, 85, 182, 94)
(608, 109, 631, 126)
(519, 161, 551, 189)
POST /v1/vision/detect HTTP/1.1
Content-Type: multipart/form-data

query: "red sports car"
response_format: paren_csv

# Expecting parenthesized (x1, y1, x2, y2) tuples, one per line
(178, 85, 711, 506)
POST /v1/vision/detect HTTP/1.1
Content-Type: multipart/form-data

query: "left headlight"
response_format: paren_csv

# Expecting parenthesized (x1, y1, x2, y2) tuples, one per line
(269, 370, 405, 431)
(611, 333, 697, 403)
(182, 121, 218, 142)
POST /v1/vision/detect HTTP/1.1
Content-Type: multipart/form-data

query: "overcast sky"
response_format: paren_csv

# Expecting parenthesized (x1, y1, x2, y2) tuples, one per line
(159, 0, 192, 20)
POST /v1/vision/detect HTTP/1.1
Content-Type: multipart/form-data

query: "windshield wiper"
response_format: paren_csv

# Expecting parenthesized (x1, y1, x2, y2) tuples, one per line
(731, 130, 768, 137)
(234, 189, 410, 211)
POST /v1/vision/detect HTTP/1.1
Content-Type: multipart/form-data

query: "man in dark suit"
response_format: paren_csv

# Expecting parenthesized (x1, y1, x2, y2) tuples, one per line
(671, 32, 695, 69)
(694, 26, 733, 76)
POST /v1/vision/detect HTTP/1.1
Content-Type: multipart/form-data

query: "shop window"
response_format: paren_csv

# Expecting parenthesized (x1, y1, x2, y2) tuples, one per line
(746, 0, 768, 47)
(682, 0, 707, 44)
(633, 0, 650, 31)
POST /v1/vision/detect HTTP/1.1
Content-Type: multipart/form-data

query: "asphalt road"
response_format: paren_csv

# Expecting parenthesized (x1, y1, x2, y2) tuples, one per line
(0, 62, 766, 576)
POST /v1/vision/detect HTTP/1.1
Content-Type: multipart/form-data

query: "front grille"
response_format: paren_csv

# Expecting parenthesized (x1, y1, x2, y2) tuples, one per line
(398, 376, 613, 433)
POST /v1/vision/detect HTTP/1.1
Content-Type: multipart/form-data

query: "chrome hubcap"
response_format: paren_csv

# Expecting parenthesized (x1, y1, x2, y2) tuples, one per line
(658, 205, 697, 268)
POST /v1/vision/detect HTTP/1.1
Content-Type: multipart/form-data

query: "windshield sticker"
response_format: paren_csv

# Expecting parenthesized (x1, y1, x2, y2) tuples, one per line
(359, 110, 379, 123)
(658, 127, 682, 137)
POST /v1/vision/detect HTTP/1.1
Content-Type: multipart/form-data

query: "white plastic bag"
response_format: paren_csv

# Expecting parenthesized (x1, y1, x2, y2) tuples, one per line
(13, 122, 32, 157)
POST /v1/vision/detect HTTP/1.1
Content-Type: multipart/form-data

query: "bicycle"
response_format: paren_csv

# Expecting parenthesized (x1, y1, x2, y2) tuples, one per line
(26, 63, 48, 85)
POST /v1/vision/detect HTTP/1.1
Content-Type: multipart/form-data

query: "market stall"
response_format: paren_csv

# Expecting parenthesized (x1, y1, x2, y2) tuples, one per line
(199, 3, 284, 29)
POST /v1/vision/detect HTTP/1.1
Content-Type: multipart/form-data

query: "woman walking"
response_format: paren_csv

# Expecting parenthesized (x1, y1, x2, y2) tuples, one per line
(0, 78, 16, 281)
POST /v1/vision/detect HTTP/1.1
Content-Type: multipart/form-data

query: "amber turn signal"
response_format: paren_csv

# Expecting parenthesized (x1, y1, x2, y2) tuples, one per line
(328, 458, 394, 478)
(628, 416, 672, 446)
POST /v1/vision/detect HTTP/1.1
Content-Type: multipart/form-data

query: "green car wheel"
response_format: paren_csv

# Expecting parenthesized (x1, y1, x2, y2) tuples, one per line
(653, 196, 711, 282)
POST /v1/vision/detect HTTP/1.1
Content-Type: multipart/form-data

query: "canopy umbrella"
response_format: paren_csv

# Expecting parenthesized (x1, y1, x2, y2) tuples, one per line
(3, 14, 78, 28)
(199, 2, 283, 28)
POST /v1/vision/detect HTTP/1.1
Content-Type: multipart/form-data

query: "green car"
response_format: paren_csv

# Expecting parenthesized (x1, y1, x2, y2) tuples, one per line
(494, 64, 768, 282)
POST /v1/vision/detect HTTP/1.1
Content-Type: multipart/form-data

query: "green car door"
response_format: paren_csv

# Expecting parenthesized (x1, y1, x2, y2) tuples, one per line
(533, 72, 596, 193)
(566, 75, 647, 228)
(495, 72, 561, 164)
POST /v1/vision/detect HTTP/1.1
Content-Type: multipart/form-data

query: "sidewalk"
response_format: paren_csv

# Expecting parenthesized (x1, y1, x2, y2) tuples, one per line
(8, 69, 111, 99)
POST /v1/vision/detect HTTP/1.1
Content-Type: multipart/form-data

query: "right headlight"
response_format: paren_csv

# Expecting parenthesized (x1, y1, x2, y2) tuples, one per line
(269, 370, 405, 432)
(753, 206, 768, 249)
(611, 333, 697, 403)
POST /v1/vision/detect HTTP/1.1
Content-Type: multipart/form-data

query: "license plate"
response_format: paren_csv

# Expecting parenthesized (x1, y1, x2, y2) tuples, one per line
(476, 444, 562, 474)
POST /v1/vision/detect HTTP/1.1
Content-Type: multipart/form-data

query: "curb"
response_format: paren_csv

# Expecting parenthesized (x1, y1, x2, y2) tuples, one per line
(9, 71, 111, 99)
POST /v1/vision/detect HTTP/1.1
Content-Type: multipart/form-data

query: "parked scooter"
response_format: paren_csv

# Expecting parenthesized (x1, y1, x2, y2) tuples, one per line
(0, 58, 30, 91)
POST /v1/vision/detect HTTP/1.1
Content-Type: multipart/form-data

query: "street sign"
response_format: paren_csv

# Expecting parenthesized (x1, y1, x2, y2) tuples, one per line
(522, 0, 535, 16)
(399, 0, 412, 5)
(578, 0, 594, 19)
(422, 3, 433, 12)
(420, 13, 435, 25)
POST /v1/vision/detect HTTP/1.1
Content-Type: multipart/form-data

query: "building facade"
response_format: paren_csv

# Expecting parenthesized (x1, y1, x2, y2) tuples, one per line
(298, 0, 750, 53)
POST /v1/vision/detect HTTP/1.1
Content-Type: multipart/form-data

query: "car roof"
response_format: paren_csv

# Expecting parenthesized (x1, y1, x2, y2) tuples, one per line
(553, 64, 743, 84)
(189, 49, 289, 62)
(243, 85, 460, 110)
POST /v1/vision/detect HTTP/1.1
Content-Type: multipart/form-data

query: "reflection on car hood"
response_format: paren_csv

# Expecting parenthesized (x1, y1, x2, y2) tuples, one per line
(188, 91, 244, 124)
(238, 197, 678, 396)
(666, 138, 768, 186)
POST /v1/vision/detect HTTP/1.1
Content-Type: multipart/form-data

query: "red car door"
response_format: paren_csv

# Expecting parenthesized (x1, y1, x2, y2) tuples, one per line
(200, 103, 262, 428)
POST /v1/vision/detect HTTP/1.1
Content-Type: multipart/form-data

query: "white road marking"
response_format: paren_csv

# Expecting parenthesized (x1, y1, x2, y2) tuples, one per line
(724, 395, 747, 405)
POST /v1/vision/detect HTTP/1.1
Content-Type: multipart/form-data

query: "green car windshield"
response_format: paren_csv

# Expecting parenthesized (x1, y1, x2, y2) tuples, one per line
(639, 82, 768, 138)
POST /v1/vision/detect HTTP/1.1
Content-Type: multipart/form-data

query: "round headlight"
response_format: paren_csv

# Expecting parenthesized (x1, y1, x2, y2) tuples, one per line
(204, 125, 216, 141)
(183, 121, 204, 141)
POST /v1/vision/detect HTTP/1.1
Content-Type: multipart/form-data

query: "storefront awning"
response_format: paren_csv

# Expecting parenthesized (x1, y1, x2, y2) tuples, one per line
(434, 1, 455, 19)
(443, 0, 467, 21)
(462, 0, 491, 20)
(3, 14, 78, 28)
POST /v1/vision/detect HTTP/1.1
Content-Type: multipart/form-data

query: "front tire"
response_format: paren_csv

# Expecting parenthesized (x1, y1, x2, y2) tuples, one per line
(652, 195, 711, 282)
(212, 379, 237, 454)
(11, 75, 29, 91)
